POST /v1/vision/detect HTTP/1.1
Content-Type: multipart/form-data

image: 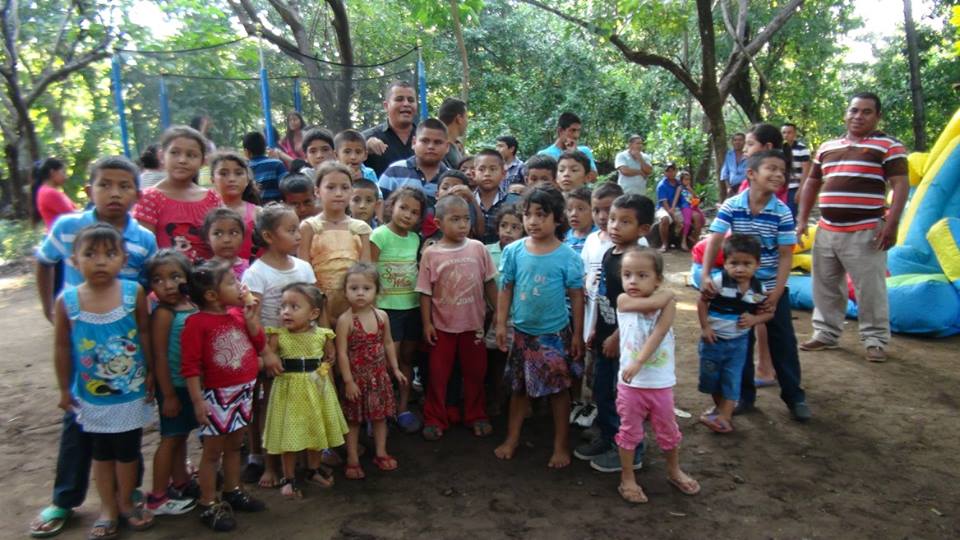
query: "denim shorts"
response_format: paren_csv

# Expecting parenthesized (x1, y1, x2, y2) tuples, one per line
(698, 333, 749, 401)
(156, 386, 198, 437)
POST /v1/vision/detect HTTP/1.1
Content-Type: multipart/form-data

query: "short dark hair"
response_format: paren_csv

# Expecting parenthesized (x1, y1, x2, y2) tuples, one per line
(302, 127, 335, 154)
(351, 177, 379, 195)
(612, 194, 655, 226)
(475, 148, 504, 165)
(434, 194, 470, 221)
(456, 156, 474, 169)
(279, 173, 313, 195)
(731, 132, 745, 140)
(747, 149, 789, 173)
(89, 155, 140, 188)
(558, 149, 591, 172)
(521, 183, 568, 239)
(334, 129, 366, 150)
(494, 203, 523, 230)
(439, 169, 470, 186)
(210, 151, 260, 205)
(416, 117, 448, 137)
(186, 259, 232, 306)
(592, 181, 624, 201)
(723, 234, 762, 262)
(557, 111, 582, 130)
(162, 125, 208, 158)
(382, 186, 428, 229)
(628, 134, 644, 144)
(145, 248, 191, 288)
(524, 154, 557, 177)
(242, 131, 267, 156)
(496, 135, 518, 152)
(138, 145, 160, 170)
(73, 223, 124, 255)
(782, 122, 798, 130)
(567, 186, 592, 205)
(622, 246, 664, 280)
(851, 91, 882, 114)
(437, 97, 467, 124)
(202, 207, 245, 241)
(384, 80, 414, 99)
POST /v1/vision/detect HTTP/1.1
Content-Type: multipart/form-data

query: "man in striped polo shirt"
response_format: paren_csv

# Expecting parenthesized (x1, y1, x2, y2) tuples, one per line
(781, 123, 810, 217)
(795, 92, 909, 363)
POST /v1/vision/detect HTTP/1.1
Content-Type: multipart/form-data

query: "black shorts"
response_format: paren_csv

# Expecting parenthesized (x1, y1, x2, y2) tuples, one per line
(90, 429, 142, 463)
(386, 308, 423, 343)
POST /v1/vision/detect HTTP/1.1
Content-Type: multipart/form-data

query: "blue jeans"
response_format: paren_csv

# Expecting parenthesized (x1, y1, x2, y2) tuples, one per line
(52, 411, 92, 509)
(740, 290, 805, 407)
(698, 334, 749, 401)
(787, 187, 799, 219)
(591, 346, 620, 444)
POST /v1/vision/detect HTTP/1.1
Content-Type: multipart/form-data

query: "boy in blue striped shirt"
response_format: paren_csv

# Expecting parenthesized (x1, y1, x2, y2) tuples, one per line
(699, 149, 811, 422)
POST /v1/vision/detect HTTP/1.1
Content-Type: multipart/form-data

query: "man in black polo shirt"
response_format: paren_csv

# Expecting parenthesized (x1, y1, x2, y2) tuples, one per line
(363, 80, 418, 177)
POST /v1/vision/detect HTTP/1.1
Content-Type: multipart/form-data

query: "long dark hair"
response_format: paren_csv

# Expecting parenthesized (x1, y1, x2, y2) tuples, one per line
(749, 123, 792, 172)
(31, 157, 66, 224)
(284, 111, 305, 147)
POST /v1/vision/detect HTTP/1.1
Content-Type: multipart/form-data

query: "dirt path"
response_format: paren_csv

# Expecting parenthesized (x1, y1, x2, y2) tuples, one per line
(2, 253, 958, 539)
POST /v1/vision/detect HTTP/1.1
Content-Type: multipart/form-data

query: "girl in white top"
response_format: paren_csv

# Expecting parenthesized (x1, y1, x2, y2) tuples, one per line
(614, 247, 699, 504)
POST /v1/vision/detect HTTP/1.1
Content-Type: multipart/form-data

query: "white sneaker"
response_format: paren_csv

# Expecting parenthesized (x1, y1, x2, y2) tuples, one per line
(569, 401, 585, 424)
(574, 403, 597, 428)
(147, 495, 196, 516)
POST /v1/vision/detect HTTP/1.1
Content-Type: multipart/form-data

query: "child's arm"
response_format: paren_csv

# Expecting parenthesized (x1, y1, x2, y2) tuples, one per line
(739, 304, 774, 329)
(334, 314, 360, 401)
(621, 298, 676, 383)
(763, 245, 793, 313)
(135, 286, 154, 402)
(616, 289, 676, 313)
(370, 241, 381, 263)
(495, 283, 514, 352)
(297, 221, 314, 261)
(699, 232, 724, 298)
(697, 297, 717, 344)
(568, 287, 585, 360)
(242, 296, 265, 348)
(322, 336, 335, 366)
(151, 308, 181, 417)
(185, 376, 209, 426)
(264, 334, 283, 376)
(36, 262, 56, 324)
(53, 297, 75, 412)
(483, 278, 497, 318)
(359, 234, 371, 262)
(380, 309, 407, 386)
(419, 293, 437, 345)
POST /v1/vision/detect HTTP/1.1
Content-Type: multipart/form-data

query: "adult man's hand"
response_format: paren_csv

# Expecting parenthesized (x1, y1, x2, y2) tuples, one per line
(367, 136, 387, 155)
(873, 219, 899, 251)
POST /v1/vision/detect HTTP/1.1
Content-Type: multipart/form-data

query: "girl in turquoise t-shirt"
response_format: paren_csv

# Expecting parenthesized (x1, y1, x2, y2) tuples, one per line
(369, 186, 428, 433)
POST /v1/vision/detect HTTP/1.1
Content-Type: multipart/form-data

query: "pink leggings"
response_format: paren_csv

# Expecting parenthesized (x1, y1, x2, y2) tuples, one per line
(682, 207, 704, 239)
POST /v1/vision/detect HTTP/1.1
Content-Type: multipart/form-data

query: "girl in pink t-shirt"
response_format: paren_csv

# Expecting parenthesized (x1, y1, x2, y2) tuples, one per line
(32, 158, 76, 230)
(210, 152, 260, 261)
(134, 126, 221, 263)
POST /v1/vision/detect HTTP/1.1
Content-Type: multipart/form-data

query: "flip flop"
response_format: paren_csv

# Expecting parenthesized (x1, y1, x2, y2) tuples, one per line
(87, 519, 118, 540)
(698, 412, 733, 433)
(667, 475, 702, 496)
(617, 484, 648, 504)
(471, 420, 493, 437)
(754, 378, 777, 388)
(422, 425, 443, 441)
(345, 463, 365, 480)
(119, 506, 154, 531)
(372, 455, 399, 471)
(31, 506, 73, 538)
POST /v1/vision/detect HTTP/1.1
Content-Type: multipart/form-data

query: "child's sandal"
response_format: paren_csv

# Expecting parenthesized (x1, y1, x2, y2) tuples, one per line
(372, 455, 398, 471)
(279, 477, 302, 499)
(305, 467, 334, 488)
(344, 464, 365, 480)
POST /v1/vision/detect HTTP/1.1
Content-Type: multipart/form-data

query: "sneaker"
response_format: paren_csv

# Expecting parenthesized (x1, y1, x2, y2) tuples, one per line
(221, 489, 265, 513)
(411, 368, 424, 393)
(569, 401, 585, 424)
(396, 411, 422, 434)
(579, 424, 601, 442)
(865, 346, 887, 363)
(146, 494, 196, 516)
(790, 401, 812, 422)
(799, 338, 839, 351)
(573, 403, 598, 428)
(168, 479, 201, 500)
(573, 437, 611, 461)
(589, 446, 643, 473)
(199, 501, 235, 532)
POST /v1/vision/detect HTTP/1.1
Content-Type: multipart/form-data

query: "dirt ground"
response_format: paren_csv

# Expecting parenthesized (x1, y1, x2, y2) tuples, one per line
(2, 252, 959, 539)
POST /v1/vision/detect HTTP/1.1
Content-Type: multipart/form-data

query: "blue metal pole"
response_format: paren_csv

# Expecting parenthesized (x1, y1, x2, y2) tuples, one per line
(293, 77, 302, 114)
(159, 75, 171, 129)
(417, 47, 428, 122)
(259, 46, 275, 148)
(111, 55, 131, 157)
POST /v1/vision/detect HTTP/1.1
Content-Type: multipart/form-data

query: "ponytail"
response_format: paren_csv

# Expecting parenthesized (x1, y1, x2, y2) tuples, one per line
(30, 158, 65, 224)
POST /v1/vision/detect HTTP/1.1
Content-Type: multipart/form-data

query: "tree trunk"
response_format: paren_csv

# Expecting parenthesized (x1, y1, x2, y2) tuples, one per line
(703, 98, 729, 203)
(4, 141, 26, 219)
(449, 0, 470, 102)
(903, 0, 926, 150)
(326, 0, 354, 130)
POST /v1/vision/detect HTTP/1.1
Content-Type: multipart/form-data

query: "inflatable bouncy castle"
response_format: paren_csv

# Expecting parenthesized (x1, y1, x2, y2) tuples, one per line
(693, 108, 960, 337)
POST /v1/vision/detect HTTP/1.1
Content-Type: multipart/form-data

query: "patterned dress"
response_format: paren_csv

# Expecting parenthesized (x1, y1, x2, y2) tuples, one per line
(262, 327, 348, 453)
(342, 313, 396, 424)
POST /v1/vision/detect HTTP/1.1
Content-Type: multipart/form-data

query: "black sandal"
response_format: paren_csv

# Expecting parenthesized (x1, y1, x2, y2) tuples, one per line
(279, 477, 302, 499)
(305, 467, 334, 488)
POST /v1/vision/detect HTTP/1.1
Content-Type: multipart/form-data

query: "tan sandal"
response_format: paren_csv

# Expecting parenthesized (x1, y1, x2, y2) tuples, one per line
(667, 475, 701, 496)
(617, 484, 648, 504)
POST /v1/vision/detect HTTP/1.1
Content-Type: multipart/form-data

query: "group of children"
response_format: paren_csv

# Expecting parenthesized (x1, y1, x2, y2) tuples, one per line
(32, 117, 812, 538)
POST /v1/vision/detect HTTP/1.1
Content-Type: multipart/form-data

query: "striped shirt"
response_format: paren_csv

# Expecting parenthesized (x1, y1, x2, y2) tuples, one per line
(809, 132, 907, 232)
(707, 272, 766, 339)
(378, 156, 448, 204)
(789, 141, 810, 190)
(709, 190, 796, 291)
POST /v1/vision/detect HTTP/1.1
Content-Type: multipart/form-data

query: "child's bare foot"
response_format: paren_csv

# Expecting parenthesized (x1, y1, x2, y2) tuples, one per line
(258, 469, 278, 488)
(547, 448, 571, 468)
(667, 470, 701, 495)
(618, 483, 648, 504)
(279, 478, 301, 499)
(494, 439, 518, 460)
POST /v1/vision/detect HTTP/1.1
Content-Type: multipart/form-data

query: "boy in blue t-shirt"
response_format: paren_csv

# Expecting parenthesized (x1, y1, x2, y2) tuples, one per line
(697, 234, 771, 433)
(244, 131, 288, 203)
(699, 149, 811, 422)
(563, 186, 596, 254)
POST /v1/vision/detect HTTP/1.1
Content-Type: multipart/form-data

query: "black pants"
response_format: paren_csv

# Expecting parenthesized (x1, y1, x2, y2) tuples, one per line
(740, 289, 806, 407)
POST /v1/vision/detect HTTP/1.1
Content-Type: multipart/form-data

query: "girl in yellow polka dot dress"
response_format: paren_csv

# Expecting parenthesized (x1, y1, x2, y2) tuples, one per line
(262, 283, 348, 498)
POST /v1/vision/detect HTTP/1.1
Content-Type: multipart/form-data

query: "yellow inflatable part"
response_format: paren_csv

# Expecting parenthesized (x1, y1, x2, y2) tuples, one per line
(928, 219, 960, 283)
(926, 108, 960, 169)
(898, 134, 960, 246)
(792, 253, 812, 272)
(907, 152, 928, 187)
(794, 224, 816, 253)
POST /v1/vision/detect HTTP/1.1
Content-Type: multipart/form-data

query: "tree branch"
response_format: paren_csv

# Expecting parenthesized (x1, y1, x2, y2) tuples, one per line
(265, 0, 304, 35)
(719, 0, 803, 94)
(25, 39, 110, 108)
(719, 0, 769, 94)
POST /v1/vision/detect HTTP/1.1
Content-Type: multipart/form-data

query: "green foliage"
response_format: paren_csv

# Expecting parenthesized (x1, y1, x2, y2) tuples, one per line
(0, 220, 44, 263)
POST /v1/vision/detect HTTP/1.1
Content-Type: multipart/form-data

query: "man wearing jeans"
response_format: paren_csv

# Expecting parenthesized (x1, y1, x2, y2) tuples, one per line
(796, 92, 909, 363)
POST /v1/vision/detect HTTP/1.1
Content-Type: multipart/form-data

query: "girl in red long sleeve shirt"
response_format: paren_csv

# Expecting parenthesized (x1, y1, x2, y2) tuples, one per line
(180, 260, 266, 531)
